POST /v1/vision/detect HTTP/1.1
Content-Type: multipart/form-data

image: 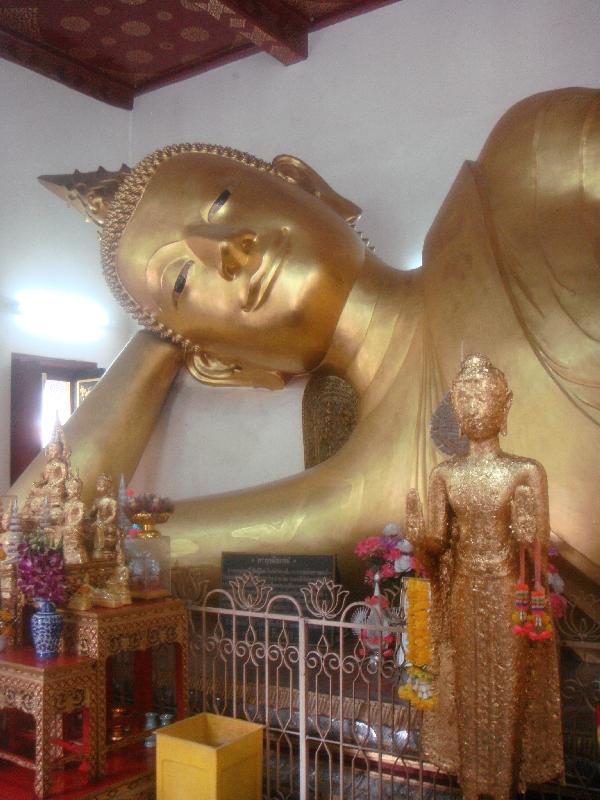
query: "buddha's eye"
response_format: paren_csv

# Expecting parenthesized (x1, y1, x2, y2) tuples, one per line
(173, 260, 193, 298)
(208, 189, 231, 222)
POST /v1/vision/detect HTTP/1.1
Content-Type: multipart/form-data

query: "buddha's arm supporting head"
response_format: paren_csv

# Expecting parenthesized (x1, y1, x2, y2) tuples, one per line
(101, 145, 367, 388)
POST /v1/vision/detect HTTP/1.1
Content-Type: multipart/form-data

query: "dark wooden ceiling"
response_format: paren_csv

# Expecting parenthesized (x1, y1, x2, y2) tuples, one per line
(0, 0, 400, 109)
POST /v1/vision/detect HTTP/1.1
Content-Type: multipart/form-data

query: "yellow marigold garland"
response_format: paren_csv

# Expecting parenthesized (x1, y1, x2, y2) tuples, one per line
(398, 577, 435, 710)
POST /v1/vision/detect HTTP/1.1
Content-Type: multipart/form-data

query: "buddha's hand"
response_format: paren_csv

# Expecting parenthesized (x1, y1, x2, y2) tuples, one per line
(405, 488, 425, 544)
(511, 484, 537, 544)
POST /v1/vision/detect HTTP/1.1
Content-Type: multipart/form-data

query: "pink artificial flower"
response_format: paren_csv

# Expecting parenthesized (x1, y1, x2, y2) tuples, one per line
(379, 563, 396, 579)
(354, 536, 383, 559)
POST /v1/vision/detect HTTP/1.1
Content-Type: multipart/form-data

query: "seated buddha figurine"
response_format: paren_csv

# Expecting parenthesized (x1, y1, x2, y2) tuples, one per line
(68, 578, 93, 611)
(89, 473, 118, 559)
(404, 354, 563, 799)
(21, 425, 70, 533)
(60, 471, 89, 564)
(92, 545, 132, 608)
(9, 87, 600, 589)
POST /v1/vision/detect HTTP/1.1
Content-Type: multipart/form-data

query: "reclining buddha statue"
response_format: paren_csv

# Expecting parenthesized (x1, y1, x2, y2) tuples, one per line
(10, 87, 600, 589)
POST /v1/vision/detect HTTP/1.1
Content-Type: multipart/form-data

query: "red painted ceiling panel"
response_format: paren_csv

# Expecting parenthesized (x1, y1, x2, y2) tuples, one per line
(0, 0, 402, 106)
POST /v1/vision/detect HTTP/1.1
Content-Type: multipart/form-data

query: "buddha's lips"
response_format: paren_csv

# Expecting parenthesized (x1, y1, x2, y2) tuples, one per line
(242, 232, 289, 312)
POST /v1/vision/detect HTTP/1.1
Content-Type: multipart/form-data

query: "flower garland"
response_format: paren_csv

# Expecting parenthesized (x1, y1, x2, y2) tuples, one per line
(398, 577, 435, 710)
(512, 543, 567, 641)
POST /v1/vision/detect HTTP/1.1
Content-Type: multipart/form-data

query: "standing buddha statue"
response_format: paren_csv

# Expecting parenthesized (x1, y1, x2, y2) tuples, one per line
(405, 354, 563, 800)
(89, 473, 118, 559)
(61, 471, 89, 564)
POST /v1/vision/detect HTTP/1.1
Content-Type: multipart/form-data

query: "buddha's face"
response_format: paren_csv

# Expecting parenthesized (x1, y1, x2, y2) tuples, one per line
(65, 478, 82, 499)
(96, 475, 112, 495)
(115, 153, 365, 374)
(451, 376, 510, 441)
(47, 442, 63, 460)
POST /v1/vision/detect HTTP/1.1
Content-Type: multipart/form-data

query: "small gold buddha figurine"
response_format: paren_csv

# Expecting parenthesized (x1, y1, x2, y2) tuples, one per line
(61, 471, 89, 565)
(68, 578, 93, 611)
(92, 545, 132, 608)
(21, 420, 70, 533)
(89, 473, 118, 559)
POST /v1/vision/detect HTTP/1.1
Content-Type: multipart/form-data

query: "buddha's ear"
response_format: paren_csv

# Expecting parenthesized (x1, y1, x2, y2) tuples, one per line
(185, 351, 287, 390)
(272, 154, 362, 224)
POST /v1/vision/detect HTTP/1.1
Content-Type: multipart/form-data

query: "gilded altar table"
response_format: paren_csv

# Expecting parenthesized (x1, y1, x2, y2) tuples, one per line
(0, 648, 98, 799)
(62, 597, 188, 777)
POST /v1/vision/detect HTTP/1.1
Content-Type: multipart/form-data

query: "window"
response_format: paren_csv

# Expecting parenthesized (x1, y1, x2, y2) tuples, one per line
(10, 354, 104, 483)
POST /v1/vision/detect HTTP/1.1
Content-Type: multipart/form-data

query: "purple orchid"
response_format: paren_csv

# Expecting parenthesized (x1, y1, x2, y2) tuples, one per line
(17, 537, 67, 607)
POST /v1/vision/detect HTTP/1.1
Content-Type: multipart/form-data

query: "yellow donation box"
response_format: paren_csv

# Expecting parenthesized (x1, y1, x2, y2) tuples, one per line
(156, 712, 264, 800)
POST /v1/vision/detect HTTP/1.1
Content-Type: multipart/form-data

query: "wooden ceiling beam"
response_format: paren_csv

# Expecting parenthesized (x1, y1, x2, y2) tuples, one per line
(204, 0, 308, 65)
(0, 26, 134, 110)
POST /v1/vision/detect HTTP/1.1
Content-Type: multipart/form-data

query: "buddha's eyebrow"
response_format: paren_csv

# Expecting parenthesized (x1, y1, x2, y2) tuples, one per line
(207, 189, 231, 221)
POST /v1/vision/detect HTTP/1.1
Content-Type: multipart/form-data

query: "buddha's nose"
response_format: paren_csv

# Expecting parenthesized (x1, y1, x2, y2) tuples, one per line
(219, 230, 257, 281)
(184, 225, 258, 280)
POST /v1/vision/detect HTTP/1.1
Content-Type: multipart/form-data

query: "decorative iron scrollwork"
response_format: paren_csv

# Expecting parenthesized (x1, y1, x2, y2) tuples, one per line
(229, 572, 273, 611)
(300, 578, 349, 619)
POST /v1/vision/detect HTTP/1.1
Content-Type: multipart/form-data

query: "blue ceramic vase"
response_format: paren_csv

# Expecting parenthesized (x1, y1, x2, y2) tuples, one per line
(30, 600, 63, 659)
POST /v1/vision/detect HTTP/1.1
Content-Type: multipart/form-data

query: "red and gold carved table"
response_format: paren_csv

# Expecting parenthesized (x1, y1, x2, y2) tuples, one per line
(62, 598, 188, 776)
(0, 648, 98, 799)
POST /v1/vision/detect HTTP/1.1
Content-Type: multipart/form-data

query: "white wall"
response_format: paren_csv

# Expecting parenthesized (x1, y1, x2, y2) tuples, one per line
(129, 0, 600, 500)
(0, 59, 133, 493)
